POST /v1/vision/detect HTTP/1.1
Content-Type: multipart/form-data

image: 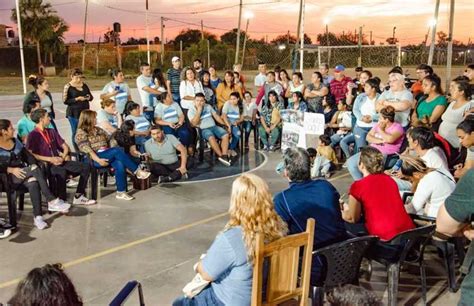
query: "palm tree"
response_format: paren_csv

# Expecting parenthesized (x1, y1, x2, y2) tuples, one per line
(43, 18, 69, 65)
(11, 0, 67, 71)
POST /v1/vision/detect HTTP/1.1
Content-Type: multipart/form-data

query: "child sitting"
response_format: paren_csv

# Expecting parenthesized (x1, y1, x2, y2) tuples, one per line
(310, 135, 338, 178)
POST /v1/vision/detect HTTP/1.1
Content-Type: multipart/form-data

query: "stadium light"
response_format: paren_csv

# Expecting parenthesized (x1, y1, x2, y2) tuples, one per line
(244, 11, 254, 20)
(428, 18, 437, 27)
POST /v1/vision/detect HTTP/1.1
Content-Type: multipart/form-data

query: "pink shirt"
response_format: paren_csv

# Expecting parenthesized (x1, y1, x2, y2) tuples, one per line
(370, 122, 405, 155)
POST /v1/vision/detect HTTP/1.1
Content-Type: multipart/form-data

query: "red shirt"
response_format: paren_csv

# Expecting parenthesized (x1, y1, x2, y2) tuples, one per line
(329, 76, 353, 104)
(349, 173, 415, 241)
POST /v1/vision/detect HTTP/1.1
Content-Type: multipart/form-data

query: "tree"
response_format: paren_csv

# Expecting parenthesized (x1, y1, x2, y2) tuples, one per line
(436, 31, 448, 47)
(220, 28, 246, 45)
(153, 36, 161, 44)
(104, 29, 120, 44)
(272, 33, 297, 45)
(42, 18, 69, 64)
(386, 37, 399, 45)
(170, 28, 218, 49)
(11, 0, 68, 70)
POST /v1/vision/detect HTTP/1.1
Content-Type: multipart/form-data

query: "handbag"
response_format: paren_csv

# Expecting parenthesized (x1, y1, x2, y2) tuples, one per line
(182, 254, 210, 298)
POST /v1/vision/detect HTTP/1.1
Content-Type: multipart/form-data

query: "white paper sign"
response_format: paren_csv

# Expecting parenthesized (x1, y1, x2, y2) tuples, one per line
(303, 112, 325, 135)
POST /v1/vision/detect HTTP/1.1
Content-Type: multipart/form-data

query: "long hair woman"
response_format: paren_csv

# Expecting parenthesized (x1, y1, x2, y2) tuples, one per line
(172, 173, 287, 306)
(216, 70, 243, 111)
(24, 75, 57, 130)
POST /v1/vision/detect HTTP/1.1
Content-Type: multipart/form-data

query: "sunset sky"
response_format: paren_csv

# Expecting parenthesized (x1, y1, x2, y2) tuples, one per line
(1, 0, 473, 45)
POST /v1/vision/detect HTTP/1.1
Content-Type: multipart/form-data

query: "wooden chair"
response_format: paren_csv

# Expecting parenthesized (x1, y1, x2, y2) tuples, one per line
(252, 218, 315, 306)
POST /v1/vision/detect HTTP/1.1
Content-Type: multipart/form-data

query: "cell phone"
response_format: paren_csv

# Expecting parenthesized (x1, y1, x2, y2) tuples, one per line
(114, 86, 120, 91)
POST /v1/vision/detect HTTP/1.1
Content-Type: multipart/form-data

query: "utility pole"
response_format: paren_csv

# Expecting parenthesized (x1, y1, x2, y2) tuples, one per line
(464, 38, 471, 66)
(294, 0, 304, 73)
(160, 17, 165, 65)
(81, 0, 89, 71)
(145, 0, 150, 64)
(392, 26, 396, 44)
(299, 0, 305, 73)
(358, 26, 362, 66)
(445, 0, 455, 90)
(201, 20, 204, 40)
(370, 31, 373, 45)
(428, 0, 440, 65)
(234, 0, 243, 65)
(15, 0, 26, 93)
(241, 17, 251, 67)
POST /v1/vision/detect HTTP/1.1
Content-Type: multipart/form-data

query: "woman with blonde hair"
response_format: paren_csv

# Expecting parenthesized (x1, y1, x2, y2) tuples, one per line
(173, 173, 287, 306)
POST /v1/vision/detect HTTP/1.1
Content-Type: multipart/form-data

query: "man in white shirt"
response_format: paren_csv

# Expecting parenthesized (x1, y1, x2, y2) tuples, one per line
(254, 62, 267, 94)
(136, 63, 164, 112)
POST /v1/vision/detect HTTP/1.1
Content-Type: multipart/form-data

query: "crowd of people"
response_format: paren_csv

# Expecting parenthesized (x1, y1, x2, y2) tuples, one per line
(1, 58, 474, 306)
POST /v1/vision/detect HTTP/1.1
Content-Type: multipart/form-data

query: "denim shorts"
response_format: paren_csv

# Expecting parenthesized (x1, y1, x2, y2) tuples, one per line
(200, 125, 228, 141)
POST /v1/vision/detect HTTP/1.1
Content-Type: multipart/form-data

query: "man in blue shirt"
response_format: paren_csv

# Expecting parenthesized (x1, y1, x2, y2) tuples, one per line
(274, 147, 348, 284)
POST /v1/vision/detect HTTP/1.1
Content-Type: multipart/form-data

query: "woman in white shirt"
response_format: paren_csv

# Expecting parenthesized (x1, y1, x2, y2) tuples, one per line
(286, 72, 305, 105)
(179, 67, 204, 113)
(400, 155, 456, 218)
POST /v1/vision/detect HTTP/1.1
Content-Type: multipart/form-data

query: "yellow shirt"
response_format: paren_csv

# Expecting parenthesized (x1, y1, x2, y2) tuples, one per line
(215, 83, 243, 110)
(317, 146, 338, 164)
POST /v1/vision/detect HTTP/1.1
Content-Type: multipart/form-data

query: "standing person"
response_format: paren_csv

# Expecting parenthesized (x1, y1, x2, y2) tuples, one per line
(255, 71, 284, 106)
(63, 68, 93, 148)
(319, 62, 334, 86)
(0, 120, 71, 230)
(304, 71, 329, 113)
(222, 92, 244, 157)
(167, 56, 182, 105)
(172, 173, 287, 306)
(411, 64, 434, 100)
(242, 91, 257, 149)
(286, 72, 306, 105)
(200, 70, 217, 109)
(75, 110, 150, 201)
(123, 101, 151, 151)
(376, 72, 414, 129)
(259, 91, 283, 151)
(233, 71, 245, 95)
(412, 74, 447, 128)
(145, 125, 192, 183)
(179, 67, 204, 113)
(254, 62, 267, 94)
(436, 169, 474, 306)
(193, 58, 204, 78)
(233, 63, 246, 92)
(100, 68, 132, 116)
(96, 99, 122, 136)
(24, 75, 57, 130)
(329, 65, 354, 104)
(353, 66, 364, 83)
(17, 100, 40, 143)
(136, 63, 165, 121)
(278, 69, 291, 103)
(208, 65, 222, 89)
(274, 148, 347, 285)
(188, 93, 232, 166)
(216, 71, 243, 111)
(26, 109, 95, 206)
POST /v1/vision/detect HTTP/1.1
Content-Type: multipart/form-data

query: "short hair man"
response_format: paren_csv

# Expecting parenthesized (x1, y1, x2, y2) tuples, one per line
(144, 125, 193, 183)
(167, 57, 182, 104)
(329, 64, 354, 104)
(254, 62, 267, 94)
(318, 62, 334, 86)
(411, 64, 433, 99)
(188, 93, 232, 166)
(273, 147, 347, 285)
(136, 62, 164, 112)
(26, 108, 96, 205)
(17, 99, 40, 142)
(193, 58, 204, 78)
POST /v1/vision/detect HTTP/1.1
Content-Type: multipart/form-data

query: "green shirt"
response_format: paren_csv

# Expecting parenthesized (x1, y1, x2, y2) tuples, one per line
(144, 135, 181, 165)
(416, 95, 447, 120)
(17, 115, 36, 138)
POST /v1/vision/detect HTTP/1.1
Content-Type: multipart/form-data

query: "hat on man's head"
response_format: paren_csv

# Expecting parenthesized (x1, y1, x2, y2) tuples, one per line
(334, 65, 345, 72)
(171, 56, 180, 63)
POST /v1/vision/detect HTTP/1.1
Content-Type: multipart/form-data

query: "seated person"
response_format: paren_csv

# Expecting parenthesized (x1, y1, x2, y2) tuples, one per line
(154, 94, 192, 152)
(111, 120, 142, 163)
(221, 92, 244, 157)
(453, 118, 474, 179)
(75, 110, 150, 201)
(347, 106, 404, 180)
(26, 109, 96, 206)
(123, 101, 151, 151)
(242, 91, 257, 149)
(328, 100, 353, 159)
(259, 90, 283, 151)
(311, 135, 338, 178)
(145, 125, 192, 183)
(287, 91, 308, 112)
(411, 74, 447, 127)
(8, 263, 82, 306)
(399, 155, 455, 218)
(0, 119, 70, 230)
(274, 147, 347, 285)
(188, 93, 231, 166)
(341, 147, 415, 241)
(16, 99, 40, 143)
(172, 173, 287, 306)
(322, 95, 338, 133)
(96, 99, 122, 135)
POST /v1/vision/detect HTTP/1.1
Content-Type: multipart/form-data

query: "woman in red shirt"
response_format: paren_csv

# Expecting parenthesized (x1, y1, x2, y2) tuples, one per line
(341, 146, 415, 241)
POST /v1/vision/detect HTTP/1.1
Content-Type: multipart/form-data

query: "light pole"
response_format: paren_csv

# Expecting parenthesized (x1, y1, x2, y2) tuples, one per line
(81, 0, 89, 71)
(323, 18, 330, 47)
(241, 11, 254, 68)
(392, 26, 396, 44)
(428, 0, 440, 65)
(15, 0, 26, 93)
(234, 0, 243, 65)
(145, 0, 150, 64)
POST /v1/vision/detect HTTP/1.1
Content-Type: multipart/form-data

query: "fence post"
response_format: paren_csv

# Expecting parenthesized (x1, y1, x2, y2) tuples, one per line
(397, 44, 402, 67)
(180, 40, 183, 68)
(207, 39, 210, 67)
(317, 47, 321, 67)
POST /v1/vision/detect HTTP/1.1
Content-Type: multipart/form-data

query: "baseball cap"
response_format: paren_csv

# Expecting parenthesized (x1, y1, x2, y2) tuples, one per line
(171, 56, 180, 63)
(334, 65, 345, 72)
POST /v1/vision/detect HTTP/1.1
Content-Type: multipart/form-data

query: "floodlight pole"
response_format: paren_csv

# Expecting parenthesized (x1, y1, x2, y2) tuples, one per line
(15, 0, 27, 93)
(234, 0, 243, 65)
(428, 0, 440, 65)
(445, 0, 455, 90)
(145, 0, 150, 64)
(299, 0, 305, 73)
(81, 0, 89, 71)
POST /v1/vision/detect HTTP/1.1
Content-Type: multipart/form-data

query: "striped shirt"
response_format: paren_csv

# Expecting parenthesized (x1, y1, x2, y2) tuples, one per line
(222, 101, 241, 124)
(154, 102, 183, 124)
(125, 114, 151, 133)
(167, 68, 182, 94)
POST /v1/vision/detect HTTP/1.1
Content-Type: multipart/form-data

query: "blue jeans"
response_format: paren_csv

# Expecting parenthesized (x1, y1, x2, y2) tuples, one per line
(330, 133, 353, 159)
(172, 286, 225, 306)
(94, 147, 139, 192)
(200, 125, 228, 141)
(67, 116, 79, 149)
(258, 124, 280, 147)
(162, 124, 192, 146)
(172, 92, 181, 106)
(311, 156, 332, 177)
(229, 125, 241, 150)
(135, 135, 150, 153)
(353, 125, 371, 152)
(242, 120, 254, 145)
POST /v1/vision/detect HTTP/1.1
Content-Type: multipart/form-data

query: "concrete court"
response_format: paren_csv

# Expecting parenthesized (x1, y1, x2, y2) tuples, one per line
(0, 92, 463, 305)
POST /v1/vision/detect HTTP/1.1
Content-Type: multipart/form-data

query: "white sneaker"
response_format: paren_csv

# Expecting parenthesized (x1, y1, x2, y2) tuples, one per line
(73, 195, 97, 205)
(136, 169, 151, 179)
(116, 192, 134, 201)
(66, 179, 79, 188)
(48, 198, 71, 212)
(34, 216, 48, 230)
(0, 228, 12, 239)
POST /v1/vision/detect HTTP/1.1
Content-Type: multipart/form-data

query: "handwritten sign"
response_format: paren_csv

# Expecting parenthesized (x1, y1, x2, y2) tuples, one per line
(303, 112, 325, 135)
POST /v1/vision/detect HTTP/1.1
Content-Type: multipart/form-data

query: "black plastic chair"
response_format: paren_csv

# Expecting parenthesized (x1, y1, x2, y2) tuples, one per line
(370, 224, 436, 306)
(0, 172, 29, 228)
(109, 280, 145, 306)
(310, 235, 379, 306)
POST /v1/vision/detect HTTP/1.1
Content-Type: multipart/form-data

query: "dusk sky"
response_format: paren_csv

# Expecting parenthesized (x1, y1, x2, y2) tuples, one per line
(1, 0, 473, 45)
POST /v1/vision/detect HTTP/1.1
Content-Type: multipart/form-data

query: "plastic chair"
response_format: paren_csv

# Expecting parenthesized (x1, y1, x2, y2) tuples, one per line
(109, 280, 145, 306)
(310, 236, 379, 306)
(370, 224, 436, 306)
(0, 173, 27, 228)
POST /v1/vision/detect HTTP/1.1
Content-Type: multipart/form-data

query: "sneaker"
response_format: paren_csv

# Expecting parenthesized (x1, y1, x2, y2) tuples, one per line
(0, 228, 12, 239)
(269, 145, 275, 151)
(324, 173, 332, 179)
(157, 176, 172, 184)
(73, 195, 97, 205)
(66, 179, 79, 188)
(48, 198, 71, 212)
(116, 192, 134, 201)
(136, 169, 151, 180)
(218, 156, 231, 166)
(182, 173, 189, 180)
(229, 150, 238, 157)
(342, 162, 348, 169)
(106, 175, 116, 186)
(263, 145, 269, 151)
(34, 216, 48, 230)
